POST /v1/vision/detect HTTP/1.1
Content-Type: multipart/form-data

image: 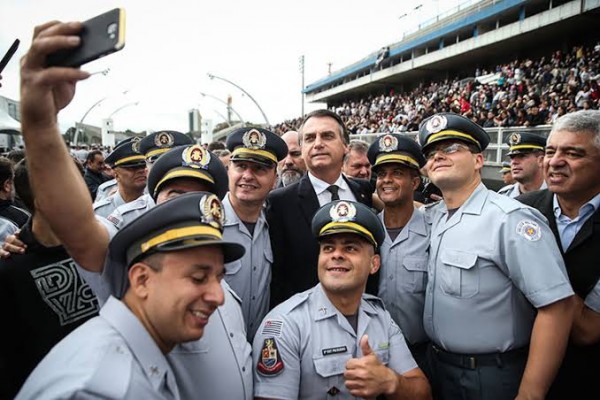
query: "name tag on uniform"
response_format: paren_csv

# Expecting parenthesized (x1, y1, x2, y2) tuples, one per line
(322, 346, 348, 356)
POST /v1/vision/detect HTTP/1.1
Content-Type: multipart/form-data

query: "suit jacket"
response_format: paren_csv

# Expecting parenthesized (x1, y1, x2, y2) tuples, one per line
(267, 174, 375, 308)
(517, 189, 600, 400)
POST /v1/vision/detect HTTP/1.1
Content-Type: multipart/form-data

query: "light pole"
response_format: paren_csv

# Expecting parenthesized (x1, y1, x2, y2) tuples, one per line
(299, 55, 305, 117)
(207, 73, 270, 126)
(199, 91, 246, 124)
(74, 88, 129, 145)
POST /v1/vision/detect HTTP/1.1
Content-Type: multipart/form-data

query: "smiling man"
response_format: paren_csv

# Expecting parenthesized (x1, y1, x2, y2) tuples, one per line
(419, 113, 574, 400)
(253, 200, 431, 400)
(17, 192, 245, 399)
(516, 110, 600, 400)
(224, 127, 287, 340)
(366, 134, 432, 379)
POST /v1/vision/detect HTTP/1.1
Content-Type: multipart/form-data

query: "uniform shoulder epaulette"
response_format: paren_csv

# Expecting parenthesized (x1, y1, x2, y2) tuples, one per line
(278, 291, 310, 314)
(93, 195, 113, 210)
(84, 342, 132, 398)
(497, 184, 514, 195)
(363, 292, 386, 308)
(98, 179, 117, 191)
(116, 196, 150, 214)
(489, 191, 522, 213)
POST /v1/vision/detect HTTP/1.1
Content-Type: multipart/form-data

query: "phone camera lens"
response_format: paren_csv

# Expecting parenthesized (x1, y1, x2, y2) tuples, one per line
(107, 23, 117, 39)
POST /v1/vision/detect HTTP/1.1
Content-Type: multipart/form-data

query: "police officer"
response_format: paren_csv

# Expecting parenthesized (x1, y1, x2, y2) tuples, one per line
(17, 192, 245, 399)
(138, 130, 194, 169)
(19, 20, 253, 400)
(93, 137, 147, 218)
(253, 200, 431, 400)
(367, 134, 432, 376)
(104, 131, 193, 228)
(224, 127, 287, 340)
(498, 161, 514, 186)
(418, 113, 574, 400)
(497, 131, 546, 198)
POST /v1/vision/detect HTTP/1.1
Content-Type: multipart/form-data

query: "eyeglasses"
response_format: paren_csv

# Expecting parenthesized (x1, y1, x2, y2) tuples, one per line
(425, 143, 472, 160)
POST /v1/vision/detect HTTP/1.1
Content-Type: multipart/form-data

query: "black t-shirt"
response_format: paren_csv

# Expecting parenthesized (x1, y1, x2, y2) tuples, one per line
(0, 221, 99, 399)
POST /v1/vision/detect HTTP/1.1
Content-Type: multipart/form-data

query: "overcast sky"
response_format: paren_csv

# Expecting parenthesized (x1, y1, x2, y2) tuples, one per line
(0, 0, 465, 133)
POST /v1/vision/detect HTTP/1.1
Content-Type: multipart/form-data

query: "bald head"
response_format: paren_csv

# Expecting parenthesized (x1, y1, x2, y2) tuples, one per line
(278, 130, 306, 186)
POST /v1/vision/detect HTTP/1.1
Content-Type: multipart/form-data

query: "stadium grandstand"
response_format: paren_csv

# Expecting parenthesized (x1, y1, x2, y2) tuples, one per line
(272, 0, 600, 189)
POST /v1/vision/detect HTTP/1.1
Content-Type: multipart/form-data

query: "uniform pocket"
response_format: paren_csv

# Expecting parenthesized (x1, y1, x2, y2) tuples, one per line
(225, 259, 243, 276)
(439, 249, 478, 298)
(399, 256, 428, 293)
(313, 353, 352, 378)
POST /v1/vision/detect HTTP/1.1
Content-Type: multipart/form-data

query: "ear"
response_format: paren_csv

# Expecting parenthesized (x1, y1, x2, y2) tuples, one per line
(369, 254, 381, 275)
(474, 153, 485, 171)
(2, 179, 12, 193)
(411, 175, 421, 191)
(128, 263, 153, 299)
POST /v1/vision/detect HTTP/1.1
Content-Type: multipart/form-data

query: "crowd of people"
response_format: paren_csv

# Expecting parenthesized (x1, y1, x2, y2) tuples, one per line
(1, 16, 600, 400)
(274, 42, 600, 137)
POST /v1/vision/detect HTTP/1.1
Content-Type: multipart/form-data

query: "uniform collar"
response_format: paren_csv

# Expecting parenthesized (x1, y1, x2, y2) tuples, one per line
(312, 283, 380, 322)
(442, 182, 487, 216)
(378, 207, 428, 240)
(100, 296, 179, 398)
(222, 192, 267, 228)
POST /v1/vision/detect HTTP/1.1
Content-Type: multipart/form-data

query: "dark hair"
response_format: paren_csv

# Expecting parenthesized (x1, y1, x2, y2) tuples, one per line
(6, 149, 25, 165)
(85, 150, 103, 164)
(14, 159, 34, 212)
(0, 156, 14, 187)
(207, 141, 226, 152)
(299, 109, 349, 144)
(14, 157, 85, 213)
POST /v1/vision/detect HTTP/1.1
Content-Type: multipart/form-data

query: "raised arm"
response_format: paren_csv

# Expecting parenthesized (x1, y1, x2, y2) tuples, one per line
(20, 20, 109, 272)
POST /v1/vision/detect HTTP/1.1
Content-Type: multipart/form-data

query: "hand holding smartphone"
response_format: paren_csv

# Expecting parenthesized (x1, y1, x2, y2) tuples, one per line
(0, 39, 20, 74)
(46, 8, 126, 68)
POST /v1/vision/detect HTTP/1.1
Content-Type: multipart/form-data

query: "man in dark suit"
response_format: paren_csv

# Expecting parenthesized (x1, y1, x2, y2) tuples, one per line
(517, 109, 600, 400)
(267, 109, 374, 308)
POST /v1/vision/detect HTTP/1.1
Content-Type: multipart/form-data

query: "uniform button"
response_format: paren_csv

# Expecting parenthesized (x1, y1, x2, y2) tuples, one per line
(389, 275, 393, 280)
(252, 296, 255, 300)
(230, 332, 234, 338)
(242, 367, 246, 372)
(253, 266, 257, 271)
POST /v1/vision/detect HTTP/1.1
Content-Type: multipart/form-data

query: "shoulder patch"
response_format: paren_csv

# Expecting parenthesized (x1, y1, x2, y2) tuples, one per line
(257, 337, 284, 376)
(516, 220, 542, 241)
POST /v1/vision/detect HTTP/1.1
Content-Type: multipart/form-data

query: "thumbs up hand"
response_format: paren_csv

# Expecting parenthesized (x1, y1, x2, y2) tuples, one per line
(359, 334, 374, 357)
(344, 335, 393, 398)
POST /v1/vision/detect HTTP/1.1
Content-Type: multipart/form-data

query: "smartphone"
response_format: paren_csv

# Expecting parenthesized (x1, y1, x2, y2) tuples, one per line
(47, 8, 126, 68)
(0, 39, 20, 73)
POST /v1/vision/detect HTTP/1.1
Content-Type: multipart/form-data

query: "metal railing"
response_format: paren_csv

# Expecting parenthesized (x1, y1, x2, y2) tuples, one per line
(350, 124, 552, 167)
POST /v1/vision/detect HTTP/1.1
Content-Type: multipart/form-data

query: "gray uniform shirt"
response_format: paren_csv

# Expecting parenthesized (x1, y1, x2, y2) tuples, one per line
(585, 279, 600, 313)
(378, 207, 430, 345)
(16, 296, 179, 400)
(93, 191, 126, 218)
(497, 181, 547, 198)
(95, 178, 117, 202)
(424, 183, 574, 353)
(102, 214, 252, 400)
(106, 193, 155, 230)
(253, 284, 417, 400)
(222, 193, 273, 340)
(169, 280, 253, 400)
